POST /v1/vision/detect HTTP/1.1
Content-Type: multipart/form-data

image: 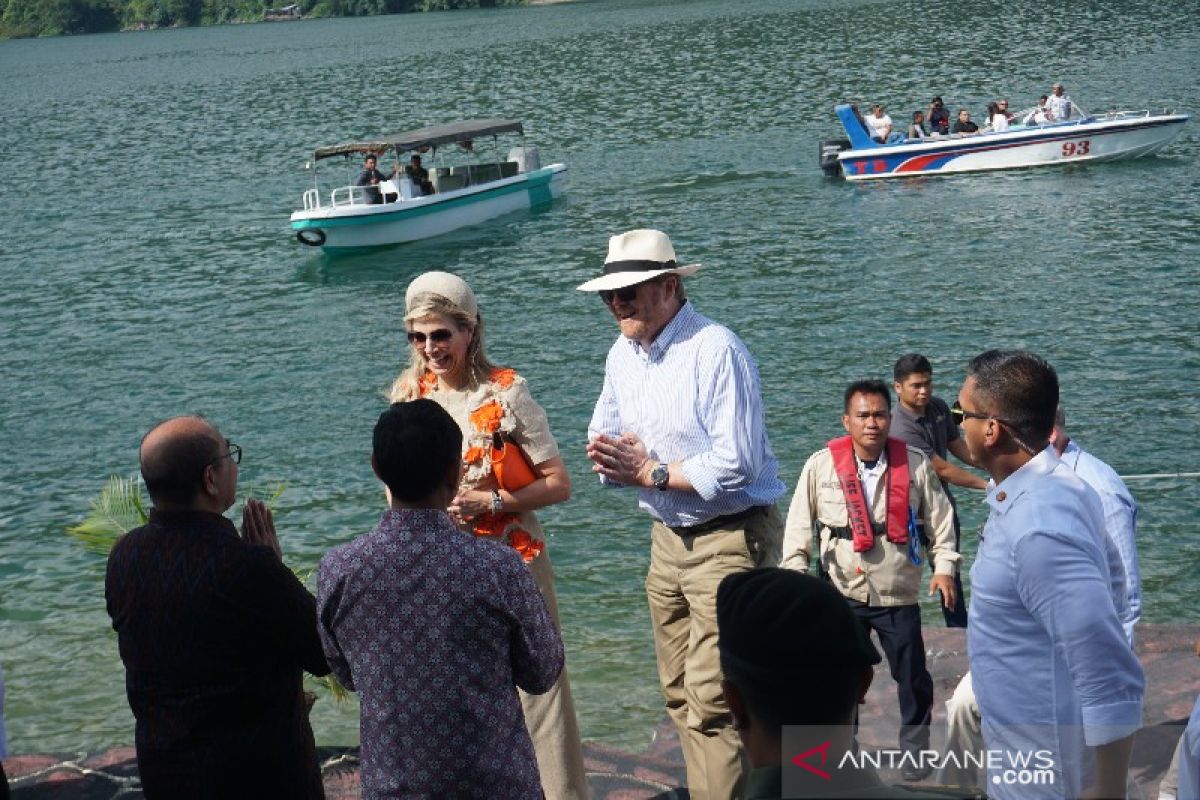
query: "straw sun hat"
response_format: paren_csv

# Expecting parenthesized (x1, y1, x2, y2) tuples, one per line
(575, 229, 702, 293)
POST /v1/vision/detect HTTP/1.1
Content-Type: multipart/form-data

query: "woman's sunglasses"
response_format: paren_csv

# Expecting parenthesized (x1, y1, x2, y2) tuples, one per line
(407, 329, 454, 346)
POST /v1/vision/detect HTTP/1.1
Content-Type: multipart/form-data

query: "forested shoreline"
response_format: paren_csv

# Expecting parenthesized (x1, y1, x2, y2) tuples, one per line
(0, 0, 524, 39)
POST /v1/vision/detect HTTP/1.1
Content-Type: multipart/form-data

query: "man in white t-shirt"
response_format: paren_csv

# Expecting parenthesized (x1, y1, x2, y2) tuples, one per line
(866, 104, 893, 142)
(1046, 82, 1071, 120)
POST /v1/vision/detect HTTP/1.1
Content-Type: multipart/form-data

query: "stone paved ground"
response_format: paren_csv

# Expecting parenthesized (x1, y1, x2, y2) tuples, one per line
(6, 626, 1197, 799)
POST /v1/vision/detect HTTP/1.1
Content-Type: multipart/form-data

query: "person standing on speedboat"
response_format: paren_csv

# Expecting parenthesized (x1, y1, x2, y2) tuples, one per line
(1046, 82, 1072, 120)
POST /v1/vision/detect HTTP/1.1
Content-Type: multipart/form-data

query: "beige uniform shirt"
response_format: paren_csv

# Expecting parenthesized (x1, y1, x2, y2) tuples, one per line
(782, 444, 958, 606)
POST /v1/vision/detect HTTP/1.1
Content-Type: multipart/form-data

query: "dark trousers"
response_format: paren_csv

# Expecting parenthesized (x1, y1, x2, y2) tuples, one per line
(848, 600, 932, 753)
(940, 511, 968, 628)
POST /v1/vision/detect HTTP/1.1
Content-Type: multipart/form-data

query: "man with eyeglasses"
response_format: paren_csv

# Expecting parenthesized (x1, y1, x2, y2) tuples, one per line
(783, 379, 959, 782)
(106, 415, 330, 799)
(579, 228, 785, 800)
(952, 350, 1143, 799)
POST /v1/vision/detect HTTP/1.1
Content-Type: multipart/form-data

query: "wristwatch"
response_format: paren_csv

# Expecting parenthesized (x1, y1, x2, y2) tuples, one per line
(490, 489, 504, 514)
(650, 462, 670, 491)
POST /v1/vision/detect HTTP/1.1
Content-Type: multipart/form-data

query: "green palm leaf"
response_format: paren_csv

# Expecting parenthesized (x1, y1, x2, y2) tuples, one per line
(66, 475, 148, 555)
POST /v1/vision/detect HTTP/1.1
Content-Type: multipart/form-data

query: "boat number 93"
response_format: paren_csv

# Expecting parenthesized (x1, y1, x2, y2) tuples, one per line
(1062, 140, 1092, 157)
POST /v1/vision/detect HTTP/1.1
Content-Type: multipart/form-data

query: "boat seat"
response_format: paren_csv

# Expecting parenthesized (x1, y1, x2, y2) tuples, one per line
(433, 172, 467, 193)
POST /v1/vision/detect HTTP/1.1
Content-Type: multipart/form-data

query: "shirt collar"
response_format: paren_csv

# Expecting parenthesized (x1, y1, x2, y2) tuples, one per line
(1059, 439, 1082, 470)
(894, 401, 925, 422)
(856, 448, 889, 474)
(986, 445, 1059, 514)
(624, 301, 695, 359)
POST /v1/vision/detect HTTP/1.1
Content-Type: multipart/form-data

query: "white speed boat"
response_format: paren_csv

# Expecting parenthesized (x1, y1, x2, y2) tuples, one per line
(820, 103, 1188, 181)
(291, 119, 566, 252)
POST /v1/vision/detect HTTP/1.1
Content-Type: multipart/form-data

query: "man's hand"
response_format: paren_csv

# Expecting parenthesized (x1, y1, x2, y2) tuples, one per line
(586, 432, 654, 487)
(929, 574, 957, 612)
(241, 497, 282, 560)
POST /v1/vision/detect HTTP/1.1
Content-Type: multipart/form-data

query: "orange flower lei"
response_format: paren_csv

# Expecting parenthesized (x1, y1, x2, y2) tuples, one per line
(419, 367, 543, 563)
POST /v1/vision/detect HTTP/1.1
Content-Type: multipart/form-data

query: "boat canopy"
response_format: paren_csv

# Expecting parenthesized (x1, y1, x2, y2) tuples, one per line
(313, 118, 524, 161)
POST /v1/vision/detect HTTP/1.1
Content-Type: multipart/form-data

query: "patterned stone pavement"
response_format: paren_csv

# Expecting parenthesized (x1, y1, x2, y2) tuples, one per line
(6, 626, 1197, 798)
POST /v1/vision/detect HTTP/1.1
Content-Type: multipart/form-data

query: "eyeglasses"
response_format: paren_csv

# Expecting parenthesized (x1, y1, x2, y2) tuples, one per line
(950, 402, 1037, 455)
(598, 285, 639, 305)
(407, 329, 454, 346)
(209, 439, 242, 467)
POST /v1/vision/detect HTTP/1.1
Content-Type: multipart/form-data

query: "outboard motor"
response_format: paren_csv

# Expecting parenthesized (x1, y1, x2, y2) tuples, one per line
(819, 138, 851, 177)
(507, 146, 541, 173)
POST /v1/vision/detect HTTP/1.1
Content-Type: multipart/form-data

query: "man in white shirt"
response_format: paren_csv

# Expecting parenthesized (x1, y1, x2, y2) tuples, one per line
(866, 104, 893, 142)
(1046, 82, 1071, 120)
(954, 349, 1143, 799)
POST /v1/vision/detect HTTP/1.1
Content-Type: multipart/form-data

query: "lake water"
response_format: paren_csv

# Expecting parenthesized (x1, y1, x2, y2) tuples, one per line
(1, 0, 1198, 755)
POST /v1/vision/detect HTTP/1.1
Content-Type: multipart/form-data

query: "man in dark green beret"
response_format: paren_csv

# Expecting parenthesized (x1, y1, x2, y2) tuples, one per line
(717, 568, 972, 799)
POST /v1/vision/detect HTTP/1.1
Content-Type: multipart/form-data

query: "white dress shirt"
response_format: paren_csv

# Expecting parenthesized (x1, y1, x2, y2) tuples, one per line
(969, 447, 1144, 799)
(1059, 439, 1141, 645)
(588, 301, 784, 527)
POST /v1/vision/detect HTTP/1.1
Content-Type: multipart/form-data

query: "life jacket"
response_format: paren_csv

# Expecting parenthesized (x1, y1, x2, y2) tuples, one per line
(828, 436, 911, 553)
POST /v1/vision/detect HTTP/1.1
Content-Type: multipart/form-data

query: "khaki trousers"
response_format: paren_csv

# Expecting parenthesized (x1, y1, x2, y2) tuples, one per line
(520, 550, 591, 800)
(645, 505, 783, 800)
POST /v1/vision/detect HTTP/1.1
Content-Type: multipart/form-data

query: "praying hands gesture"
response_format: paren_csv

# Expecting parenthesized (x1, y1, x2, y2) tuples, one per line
(587, 432, 655, 488)
(241, 497, 282, 560)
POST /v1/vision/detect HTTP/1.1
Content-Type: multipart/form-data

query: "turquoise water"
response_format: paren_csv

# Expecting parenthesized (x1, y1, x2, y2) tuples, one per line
(1, 0, 1198, 754)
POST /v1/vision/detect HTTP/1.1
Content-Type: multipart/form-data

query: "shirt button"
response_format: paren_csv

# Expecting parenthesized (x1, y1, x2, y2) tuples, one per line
(996, 491, 1007, 502)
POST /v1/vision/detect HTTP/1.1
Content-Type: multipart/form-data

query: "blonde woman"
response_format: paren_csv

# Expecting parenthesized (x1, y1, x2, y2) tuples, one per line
(388, 271, 589, 800)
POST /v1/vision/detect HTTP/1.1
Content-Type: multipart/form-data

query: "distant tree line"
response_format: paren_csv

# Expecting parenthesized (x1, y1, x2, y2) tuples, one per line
(0, 0, 524, 38)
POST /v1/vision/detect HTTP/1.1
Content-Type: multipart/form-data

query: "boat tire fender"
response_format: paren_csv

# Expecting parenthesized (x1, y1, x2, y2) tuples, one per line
(297, 228, 326, 247)
(819, 138, 851, 177)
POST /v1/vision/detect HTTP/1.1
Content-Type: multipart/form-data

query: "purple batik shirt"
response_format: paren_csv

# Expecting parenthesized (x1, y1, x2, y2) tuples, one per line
(316, 508, 563, 799)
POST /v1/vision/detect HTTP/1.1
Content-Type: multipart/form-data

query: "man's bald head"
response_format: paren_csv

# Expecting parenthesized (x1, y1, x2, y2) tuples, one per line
(140, 415, 225, 508)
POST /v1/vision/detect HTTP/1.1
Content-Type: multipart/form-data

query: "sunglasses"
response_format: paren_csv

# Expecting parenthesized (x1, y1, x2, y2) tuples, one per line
(598, 285, 639, 305)
(406, 329, 454, 346)
(950, 401, 1038, 455)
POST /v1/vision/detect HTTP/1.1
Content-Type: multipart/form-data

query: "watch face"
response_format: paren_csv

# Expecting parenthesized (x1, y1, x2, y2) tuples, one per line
(652, 463, 669, 488)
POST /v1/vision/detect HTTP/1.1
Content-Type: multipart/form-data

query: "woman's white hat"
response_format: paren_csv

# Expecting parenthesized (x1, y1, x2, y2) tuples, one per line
(575, 229, 702, 293)
(405, 271, 478, 318)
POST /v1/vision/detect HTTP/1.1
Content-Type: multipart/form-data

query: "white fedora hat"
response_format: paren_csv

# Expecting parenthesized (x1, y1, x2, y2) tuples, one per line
(575, 229, 702, 293)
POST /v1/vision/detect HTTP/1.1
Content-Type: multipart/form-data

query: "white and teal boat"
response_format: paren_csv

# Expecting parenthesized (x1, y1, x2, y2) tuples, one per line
(290, 118, 566, 252)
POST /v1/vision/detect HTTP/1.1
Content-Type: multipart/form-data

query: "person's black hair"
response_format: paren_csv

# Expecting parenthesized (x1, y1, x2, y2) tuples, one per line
(140, 416, 221, 507)
(932, 96, 943, 105)
(912, 111, 923, 122)
(966, 349, 1059, 447)
(843, 379, 891, 412)
(372, 400, 462, 502)
(893, 353, 933, 382)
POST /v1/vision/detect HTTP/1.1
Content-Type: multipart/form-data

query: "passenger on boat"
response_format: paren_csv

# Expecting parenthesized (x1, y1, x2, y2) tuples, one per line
(1047, 82, 1071, 120)
(866, 104, 894, 143)
(405, 154, 435, 196)
(987, 102, 1010, 132)
(951, 109, 979, 134)
(928, 96, 950, 135)
(907, 111, 929, 139)
(1023, 95, 1051, 125)
(355, 154, 390, 204)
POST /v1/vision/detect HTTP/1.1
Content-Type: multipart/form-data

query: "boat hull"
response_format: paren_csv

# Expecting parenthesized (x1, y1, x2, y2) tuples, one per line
(837, 115, 1188, 181)
(290, 164, 566, 251)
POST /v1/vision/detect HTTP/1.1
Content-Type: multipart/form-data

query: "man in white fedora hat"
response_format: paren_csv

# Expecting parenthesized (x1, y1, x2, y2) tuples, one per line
(581, 228, 785, 800)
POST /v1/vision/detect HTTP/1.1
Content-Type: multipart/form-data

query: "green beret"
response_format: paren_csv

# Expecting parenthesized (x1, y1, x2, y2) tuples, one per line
(717, 568, 881, 682)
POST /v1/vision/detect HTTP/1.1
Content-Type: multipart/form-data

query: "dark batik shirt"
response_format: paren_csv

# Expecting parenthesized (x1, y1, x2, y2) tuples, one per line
(105, 509, 329, 800)
(317, 508, 563, 800)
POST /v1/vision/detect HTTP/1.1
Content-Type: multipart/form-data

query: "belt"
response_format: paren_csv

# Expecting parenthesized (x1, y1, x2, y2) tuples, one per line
(825, 521, 928, 545)
(666, 506, 765, 537)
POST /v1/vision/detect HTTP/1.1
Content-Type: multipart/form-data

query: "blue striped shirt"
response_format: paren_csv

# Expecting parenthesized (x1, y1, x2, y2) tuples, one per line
(587, 301, 784, 527)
